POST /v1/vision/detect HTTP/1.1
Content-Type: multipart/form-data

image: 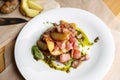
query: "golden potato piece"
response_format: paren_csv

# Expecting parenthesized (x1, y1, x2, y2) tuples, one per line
(20, 0, 42, 17)
(28, 0, 43, 11)
(37, 40, 48, 50)
(51, 50, 63, 56)
(69, 23, 77, 29)
(51, 32, 70, 41)
(46, 40, 54, 52)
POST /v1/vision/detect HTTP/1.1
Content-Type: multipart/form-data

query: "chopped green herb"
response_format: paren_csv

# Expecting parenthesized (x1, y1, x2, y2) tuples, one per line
(94, 37, 99, 43)
(65, 58, 74, 66)
(43, 57, 71, 73)
(32, 45, 44, 60)
(76, 27, 92, 47)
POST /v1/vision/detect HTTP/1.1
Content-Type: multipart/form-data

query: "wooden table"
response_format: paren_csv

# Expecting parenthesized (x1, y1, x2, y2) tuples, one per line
(0, 0, 120, 80)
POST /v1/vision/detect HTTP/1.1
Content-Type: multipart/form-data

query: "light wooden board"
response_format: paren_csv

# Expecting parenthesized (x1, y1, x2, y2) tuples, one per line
(0, 0, 60, 49)
(0, 47, 5, 73)
(0, 0, 60, 74)
(103, 0, 120, 16)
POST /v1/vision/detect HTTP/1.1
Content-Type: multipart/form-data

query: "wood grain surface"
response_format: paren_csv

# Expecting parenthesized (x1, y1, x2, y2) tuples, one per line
(0, 0, 60, 78)
(0, 0, 60, 72)
(0, 0, 60, 49)
(103, 0, 120, 16)
(0, 0, 120, 80)
(0, 47, 5, 73)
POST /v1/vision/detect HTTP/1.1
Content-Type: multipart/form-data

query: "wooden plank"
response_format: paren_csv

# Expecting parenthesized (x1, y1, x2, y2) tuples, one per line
(4, 40, 15, 67)
(0, 24, 25, 49)
(103, 0, 120, 16)
(0, 0, 60, 49)
(0, 47, 5, 73)
(117, 13, 120, 19)
(0, 0, 60, 75)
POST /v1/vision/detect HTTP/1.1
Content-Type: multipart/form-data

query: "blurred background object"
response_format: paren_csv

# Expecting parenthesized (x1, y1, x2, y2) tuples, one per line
(103, 0, 120, 19)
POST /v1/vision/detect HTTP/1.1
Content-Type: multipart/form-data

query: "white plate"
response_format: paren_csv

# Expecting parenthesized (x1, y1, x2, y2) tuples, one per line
(15, 8, 115, 80)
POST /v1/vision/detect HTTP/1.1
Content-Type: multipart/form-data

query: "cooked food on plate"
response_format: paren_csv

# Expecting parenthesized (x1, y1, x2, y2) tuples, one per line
(32, 20, 99, 73)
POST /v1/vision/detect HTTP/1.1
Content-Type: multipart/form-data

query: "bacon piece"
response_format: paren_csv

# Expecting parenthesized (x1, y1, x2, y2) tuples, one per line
(80, 54, 89, 61)
(59, 54, 71, 63)
(56, 41, 66, 51)
(71, 49, 81, 59)
(69, 35, 76, 43)
(62, 28, 69, 33)
(66, 41, 73, 50)
(72, 60, 81, 68)
(52, 45, 59, 51)
(73, 39, 78, 49)
(68, 27, 75, 33)
(43, 34, 52, 41)
(56, 41, 63, 48)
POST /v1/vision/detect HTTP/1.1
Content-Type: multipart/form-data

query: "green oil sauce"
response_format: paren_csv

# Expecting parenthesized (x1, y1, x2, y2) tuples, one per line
(42, 57, 71, 73)
(32, 46, 71, 73)
(76, 27, 93, 47)
(32, 27, 98, 73)
(94, 37, 99, 43)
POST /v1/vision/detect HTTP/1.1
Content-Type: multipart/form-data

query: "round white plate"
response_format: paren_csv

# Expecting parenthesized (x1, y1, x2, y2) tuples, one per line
(15, 8, 115, 80)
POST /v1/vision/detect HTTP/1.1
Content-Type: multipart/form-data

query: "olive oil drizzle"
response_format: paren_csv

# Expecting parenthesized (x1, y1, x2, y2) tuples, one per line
(42, 57, 71, 73)
(76, 27, 93, 47)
